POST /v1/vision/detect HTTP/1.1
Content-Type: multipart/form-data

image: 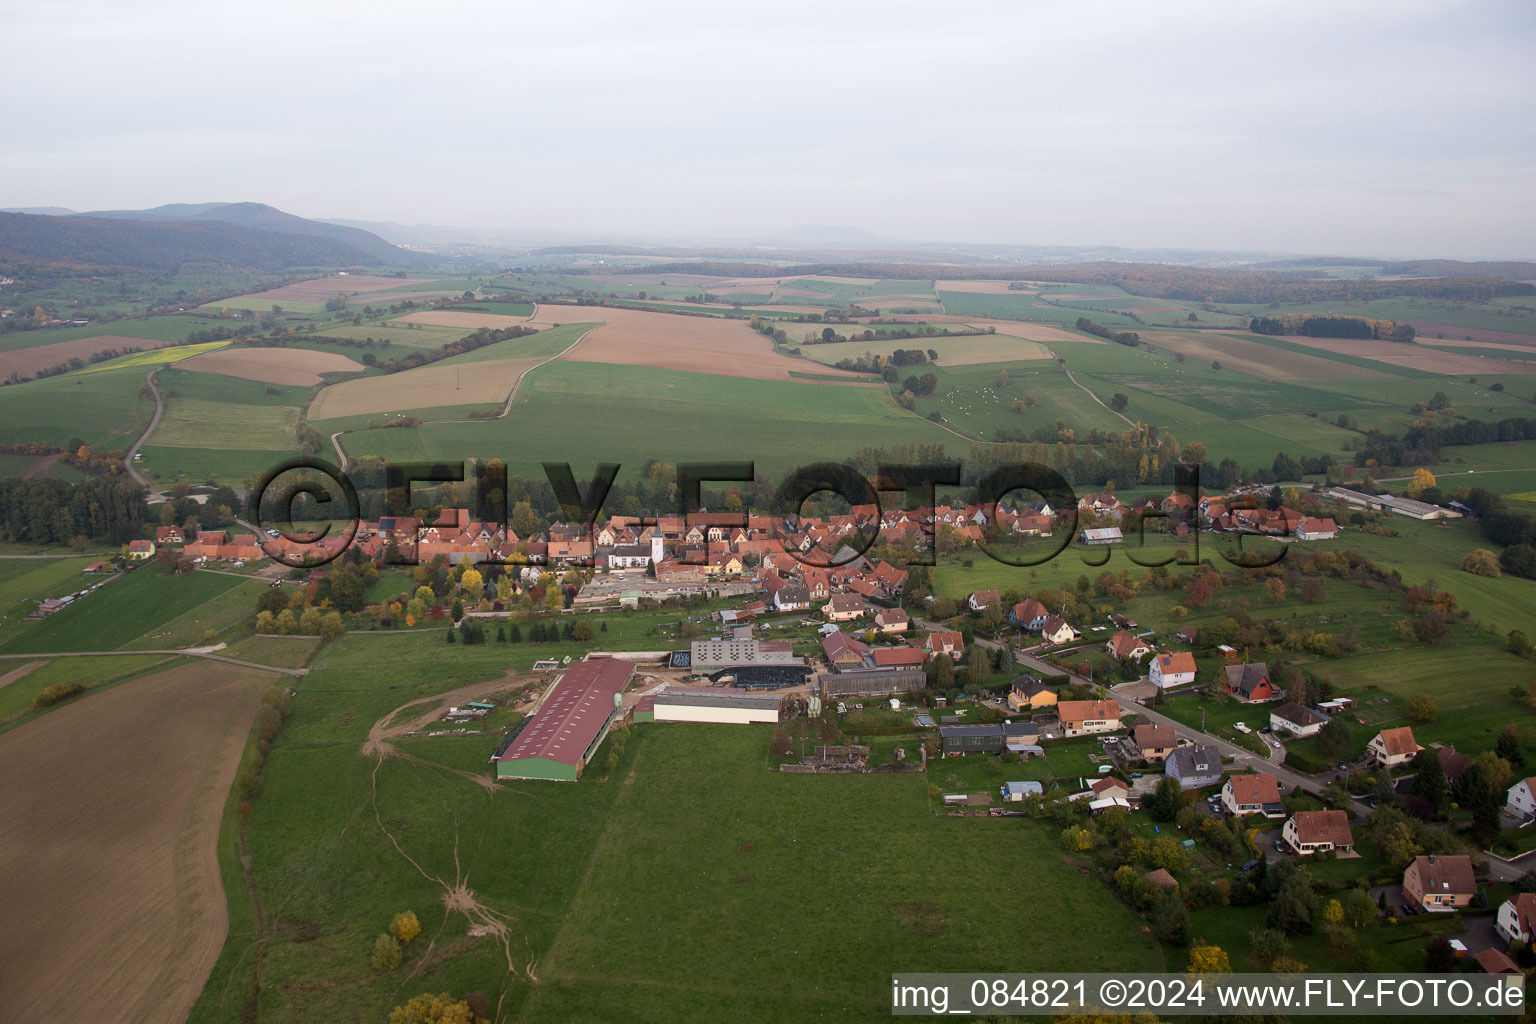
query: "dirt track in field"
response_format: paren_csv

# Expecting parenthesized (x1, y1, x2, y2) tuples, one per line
(0, 661, 275, 1024)
(236, 275, 437, 303)
(0, 335, 174, 381)
(0, 660, 43, 690)
(175, 346, 364, 385)
(546, 306, 878, 383)
(391, 310, 532, 329)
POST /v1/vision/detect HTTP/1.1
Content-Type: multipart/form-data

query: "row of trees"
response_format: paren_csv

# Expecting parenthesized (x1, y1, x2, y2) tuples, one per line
(1074, 317, 1141, 347)
(1250, 313, 1415, 342)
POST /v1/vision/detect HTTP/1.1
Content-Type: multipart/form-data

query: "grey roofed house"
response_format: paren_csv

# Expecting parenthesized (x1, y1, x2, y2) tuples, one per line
(1270, 701, 1327, 731)
(1166, 743, 1223, 790)
(1003, 721, 1040, 741)
(1223, 662, 1272, 700)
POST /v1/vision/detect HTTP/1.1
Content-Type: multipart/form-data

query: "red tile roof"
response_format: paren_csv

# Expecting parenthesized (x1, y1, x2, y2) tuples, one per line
(494, 658, 633, 768)
(1226, 773, 1281, 806)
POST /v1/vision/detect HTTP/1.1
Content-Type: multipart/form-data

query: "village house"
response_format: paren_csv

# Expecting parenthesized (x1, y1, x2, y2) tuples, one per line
(1221, 773, 1284, 818)
(1006, 675, 1058, 713)
(1133, 723, 1176, 761)
(1295, 517, 1338, 541)
(1149, 651, 1197, 689)
(1166, 744, 1223, 790)
(1056, 699, 1121, 737)
(923, 631, 965, 661)
(1506, 777, 1536, 820)
(1283, 809, 1355, 855)
(822, 593, 868, 623)
(1496, 891, 1536, 944)
(1038, 615, 1078, 645)
(1009, 598, 1049, 630)
(1369, 726, 1423, 768)
(155, 525, 185, 545)
(821, 632, 870, 669)
(1106, 630, 1153, 661)
(1270, 701, 1328, 737)
(1402, 854, 1476, 912)
(126, 539, 155, 560)
(967, 589, 1000, 612)
(873, 607, 909, 633)
(1223, 662, 1275, 702)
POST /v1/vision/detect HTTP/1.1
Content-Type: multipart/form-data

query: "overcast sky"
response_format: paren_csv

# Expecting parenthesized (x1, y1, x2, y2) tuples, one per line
(2, 0, 1533, 259)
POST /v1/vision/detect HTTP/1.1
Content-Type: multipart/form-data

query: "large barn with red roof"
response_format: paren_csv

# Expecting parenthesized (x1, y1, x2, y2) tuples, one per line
(491, 658, 634, 781)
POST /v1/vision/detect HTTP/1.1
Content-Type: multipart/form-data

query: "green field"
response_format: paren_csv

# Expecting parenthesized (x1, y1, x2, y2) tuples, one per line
(0, 652, 183, 725)
(331, 361, 961, 480)
(0, 366, 158, 448)
(189, 631, 1165, 1023)
(0, 567, 252, 654)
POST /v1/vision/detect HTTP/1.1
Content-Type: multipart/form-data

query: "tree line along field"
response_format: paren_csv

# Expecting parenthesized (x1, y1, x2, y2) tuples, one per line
(186, 630, 1163, 1024)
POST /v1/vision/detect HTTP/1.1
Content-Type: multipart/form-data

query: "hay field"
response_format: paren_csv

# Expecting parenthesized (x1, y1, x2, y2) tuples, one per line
(174, 346, 363, 386)
(0, 661, 274, 1024)
(150, 399, 300, 449)
(551, 306, 875, 382)
(1279, 335, 1536, 375)
(0, 335, 178, 381)
(391, 310, 531, 329)
(935, 280, 1038, 294)
(307, 356, 545, 419)
(1408, 321, 1536, 346)
(1141, 331, 1380, 381)
(905, 315, 1086, 344)
(234, 275, 437, 303)
(801, 334, 1052, 366)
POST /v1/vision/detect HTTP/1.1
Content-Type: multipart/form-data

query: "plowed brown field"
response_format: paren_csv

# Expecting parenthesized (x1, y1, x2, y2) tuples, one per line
(175, 346, 363, 385)
(0, 661, 275, 1024)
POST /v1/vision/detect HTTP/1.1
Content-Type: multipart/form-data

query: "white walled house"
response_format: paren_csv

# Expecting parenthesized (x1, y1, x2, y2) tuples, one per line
(1149, 651, 1197, 689)
(1508, 777, 1536, 820)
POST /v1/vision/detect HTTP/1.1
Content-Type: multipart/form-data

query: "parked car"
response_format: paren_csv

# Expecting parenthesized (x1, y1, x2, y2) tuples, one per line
(1273, 839, 1287, 852)
(1401, 903, 1421, 917)
(1129, 771, 1144, 779)
(1270, 740, 1281, 749)
(1241, 859, 1259, 871)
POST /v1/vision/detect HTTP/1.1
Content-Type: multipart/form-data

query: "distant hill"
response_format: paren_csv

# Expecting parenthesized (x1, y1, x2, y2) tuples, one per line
(0, 205, 429, 271)
(0, 206, 77, 216)
(79, 201, 416, 265)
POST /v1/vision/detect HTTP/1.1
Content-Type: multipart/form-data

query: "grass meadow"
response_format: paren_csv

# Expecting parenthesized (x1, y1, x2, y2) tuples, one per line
(188, 630, 1164, 1023)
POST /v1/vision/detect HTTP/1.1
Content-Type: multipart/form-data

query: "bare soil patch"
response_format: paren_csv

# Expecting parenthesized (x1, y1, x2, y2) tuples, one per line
(0, 335, 175, 381)
(391, 310, 532, 330)
(175, 346, 363, 386)
(555, 306, 877, 383)
(238, 275, 437, 303)
(1407, 321, 1536, 347)
(0, 661, 274, 1024)
(1280, 335, 1536, 375)
(309, 355, 544, 419)
(936, 280, 1031, 294)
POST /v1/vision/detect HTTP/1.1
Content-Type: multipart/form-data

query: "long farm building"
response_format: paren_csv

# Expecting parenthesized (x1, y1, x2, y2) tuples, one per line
(491, 658, 635, 781)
